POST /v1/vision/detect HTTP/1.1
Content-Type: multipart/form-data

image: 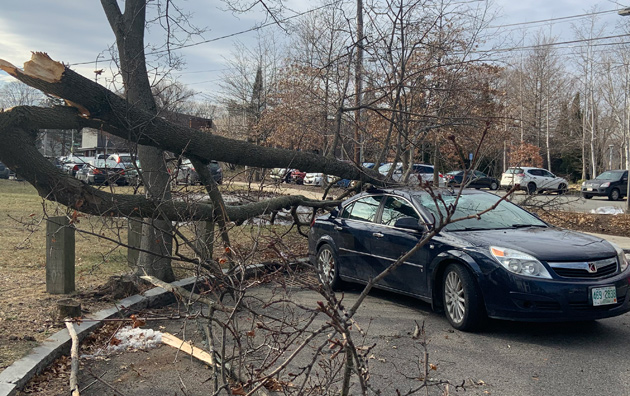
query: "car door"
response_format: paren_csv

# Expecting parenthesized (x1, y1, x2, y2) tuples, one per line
(333, 195, 385, 282)
(472, 170, 490, 188)
(622, 171, 629, 196)
(369, 195, 430, 297)
(540, 169, 559, 189)
(526, 169, 543, 190)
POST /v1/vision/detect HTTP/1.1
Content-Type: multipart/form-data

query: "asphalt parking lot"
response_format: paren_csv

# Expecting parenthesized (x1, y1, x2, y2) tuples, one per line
(70, 272, 630, 396)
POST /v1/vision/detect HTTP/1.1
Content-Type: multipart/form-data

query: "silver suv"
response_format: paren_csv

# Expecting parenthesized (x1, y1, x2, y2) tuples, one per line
(500, 167, 568, 194)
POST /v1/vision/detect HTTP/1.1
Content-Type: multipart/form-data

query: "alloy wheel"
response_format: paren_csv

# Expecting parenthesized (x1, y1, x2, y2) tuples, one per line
(317, 247, 335, 287)
(444, 270, 466, 324)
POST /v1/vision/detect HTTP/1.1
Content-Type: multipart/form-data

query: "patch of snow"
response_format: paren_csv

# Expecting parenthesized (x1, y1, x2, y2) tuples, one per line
(82, 326, 163, 359)
(590, 207, 624, 215)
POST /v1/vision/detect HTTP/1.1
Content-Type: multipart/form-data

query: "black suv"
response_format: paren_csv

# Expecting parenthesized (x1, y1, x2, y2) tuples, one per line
(0, 161, 9, 179)
(581, 170, 628, 200)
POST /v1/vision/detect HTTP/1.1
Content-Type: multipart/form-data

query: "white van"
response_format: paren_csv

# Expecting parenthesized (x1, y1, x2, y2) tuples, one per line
(106, 153, 134, 167)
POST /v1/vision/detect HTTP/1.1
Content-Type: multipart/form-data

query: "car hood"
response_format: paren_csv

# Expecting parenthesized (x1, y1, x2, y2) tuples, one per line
(584, 179, 615, 186)
(443, 227, 616, 262)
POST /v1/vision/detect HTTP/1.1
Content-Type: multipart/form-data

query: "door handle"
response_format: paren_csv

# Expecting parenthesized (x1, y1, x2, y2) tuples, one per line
(334, 226, 343, 231)
(373, 232, 384, 238)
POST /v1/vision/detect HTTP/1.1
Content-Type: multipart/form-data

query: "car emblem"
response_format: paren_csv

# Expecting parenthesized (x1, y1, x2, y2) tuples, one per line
(587, 262, 597, 273)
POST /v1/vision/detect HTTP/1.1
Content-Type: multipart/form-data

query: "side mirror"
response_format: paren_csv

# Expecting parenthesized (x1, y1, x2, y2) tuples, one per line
(394, 217, 423, 231)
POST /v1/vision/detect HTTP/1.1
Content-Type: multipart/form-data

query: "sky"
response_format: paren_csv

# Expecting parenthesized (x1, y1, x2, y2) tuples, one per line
(0, 0, 628, 103)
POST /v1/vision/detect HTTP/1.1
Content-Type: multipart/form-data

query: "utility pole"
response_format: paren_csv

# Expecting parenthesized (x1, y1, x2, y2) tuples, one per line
(617, 7, 630, 212)
(354, 0, 364, 164)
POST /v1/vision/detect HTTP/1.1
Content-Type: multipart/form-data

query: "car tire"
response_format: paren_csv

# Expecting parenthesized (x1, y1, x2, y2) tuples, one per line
(442, 264, 484, 331)
(608, 188, 621, 201)
(582, 193, 592, 199)
(489, 181, 498, 191)
(316, 244, 342, 290)
(557, 183, 567, 195)
(527, 182, 537, 195)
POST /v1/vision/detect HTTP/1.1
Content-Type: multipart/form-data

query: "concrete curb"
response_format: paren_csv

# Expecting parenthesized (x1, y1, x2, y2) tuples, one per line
(0, 259, 309, 396)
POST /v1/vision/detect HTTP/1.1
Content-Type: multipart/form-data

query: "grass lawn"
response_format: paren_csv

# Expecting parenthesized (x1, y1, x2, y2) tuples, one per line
(0, 179, 309, 370)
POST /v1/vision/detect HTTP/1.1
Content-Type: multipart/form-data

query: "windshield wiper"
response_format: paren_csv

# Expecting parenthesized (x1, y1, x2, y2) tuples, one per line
(510, 224, 547, 229)
(450, 227, 488, 232)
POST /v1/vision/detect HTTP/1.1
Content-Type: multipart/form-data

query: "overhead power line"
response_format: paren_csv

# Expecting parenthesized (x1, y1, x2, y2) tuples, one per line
(487, 8, 618, 29)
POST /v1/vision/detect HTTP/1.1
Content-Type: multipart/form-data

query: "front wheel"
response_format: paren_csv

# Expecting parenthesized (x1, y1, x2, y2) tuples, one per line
(582, 193, 592, 199)
(316, 245, 342, 290)
(527, 182, 537, 195)
(489, 181, 499, 191)
(557, 183, 567, 195)
(442, 264, 484, 331)
(608, 188, 621, 201)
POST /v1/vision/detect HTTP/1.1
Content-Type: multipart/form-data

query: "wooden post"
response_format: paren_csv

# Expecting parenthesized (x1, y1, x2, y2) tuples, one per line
(127, 218, 142, 268)
(195, 220, 215, 261)
(46, 216, 75, 294)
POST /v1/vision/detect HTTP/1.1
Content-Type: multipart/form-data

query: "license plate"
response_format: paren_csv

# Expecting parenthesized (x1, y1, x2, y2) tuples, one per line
(587, 188, 594, 191)
(592, 286, 617, 306)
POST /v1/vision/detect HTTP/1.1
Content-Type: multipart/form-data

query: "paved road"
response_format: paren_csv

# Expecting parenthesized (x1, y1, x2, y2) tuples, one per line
(76, 276, 630, 396)
(231, 181, 630, 214)
(500, 190, 628, 213)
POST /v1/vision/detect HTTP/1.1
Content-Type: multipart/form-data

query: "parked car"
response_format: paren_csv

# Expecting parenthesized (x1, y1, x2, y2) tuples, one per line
(75, 159, 128, 186)
(581, 170, 628, 201)
(175, 159, 223, 185)
(327, 162, 377, 188)
(106, 153, 134, 167)
(500, 167, 568, 194)
(445, 170, 499, 190)
(287, 170, 306, 184)
(270, 168, 290, 183)
(0, 161, 10, 179)
(309, 188, 630, 331)
(62, 156, 90, 176)
(378, 162, 445, 187)
(304, 172, 325, 186)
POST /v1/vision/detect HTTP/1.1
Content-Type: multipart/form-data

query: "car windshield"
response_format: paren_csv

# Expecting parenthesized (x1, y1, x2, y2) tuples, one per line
(413, 192, 546, 231)
(595, 171, 623, 181)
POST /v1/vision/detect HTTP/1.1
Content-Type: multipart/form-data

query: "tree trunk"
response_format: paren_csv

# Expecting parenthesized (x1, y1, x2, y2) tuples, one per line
(102, 0, 174, 281)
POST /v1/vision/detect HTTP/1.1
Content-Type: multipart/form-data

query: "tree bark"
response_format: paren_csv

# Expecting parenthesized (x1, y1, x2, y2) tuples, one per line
(0, 55, 385, 185)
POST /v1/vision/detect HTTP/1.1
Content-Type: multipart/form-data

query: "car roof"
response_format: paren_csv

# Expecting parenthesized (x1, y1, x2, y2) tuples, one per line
(348, 187, 486, 202)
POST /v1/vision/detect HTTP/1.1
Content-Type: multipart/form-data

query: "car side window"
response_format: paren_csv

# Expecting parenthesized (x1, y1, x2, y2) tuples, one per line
(528, 169, 540, 176)
(543, 171, 554, 178)
(341, 196, 381, 222)
(381, 196, 420, 226)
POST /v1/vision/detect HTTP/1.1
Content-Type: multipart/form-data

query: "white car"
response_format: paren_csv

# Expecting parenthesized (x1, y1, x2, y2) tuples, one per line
(303, 172, 325, 186)
(500, 167, 568, 194)
(378, 162, 445, 187)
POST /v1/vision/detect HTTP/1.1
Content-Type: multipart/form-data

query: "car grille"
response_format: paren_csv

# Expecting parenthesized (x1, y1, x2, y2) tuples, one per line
(548, 257, 618, 279)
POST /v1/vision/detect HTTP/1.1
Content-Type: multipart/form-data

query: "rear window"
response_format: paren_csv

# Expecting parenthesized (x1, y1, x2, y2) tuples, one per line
(414, 165, 433, 174)
(505, 168, 523, 174)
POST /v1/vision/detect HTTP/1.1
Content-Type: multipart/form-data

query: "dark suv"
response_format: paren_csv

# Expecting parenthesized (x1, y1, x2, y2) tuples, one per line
(0, 161, 10, 179)
(581, 170, 628, 200)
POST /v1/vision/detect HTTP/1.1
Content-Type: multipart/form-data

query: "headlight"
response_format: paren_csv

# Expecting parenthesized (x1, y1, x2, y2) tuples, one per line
(582, 181, 586, 186)
(601, 182, 610, 188)
(490, 246, 552, 279)
(610, 242, 629, 272)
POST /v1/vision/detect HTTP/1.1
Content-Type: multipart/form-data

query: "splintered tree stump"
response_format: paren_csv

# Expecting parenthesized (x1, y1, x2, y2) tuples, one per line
(98, 275, 139, 300)
(56, 299, 81, 321)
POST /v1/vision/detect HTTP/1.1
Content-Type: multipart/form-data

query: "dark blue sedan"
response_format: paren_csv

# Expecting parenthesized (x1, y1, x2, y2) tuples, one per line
(308, 188, 630, 331)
